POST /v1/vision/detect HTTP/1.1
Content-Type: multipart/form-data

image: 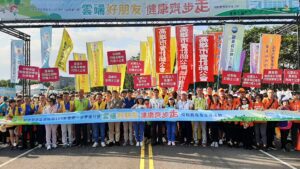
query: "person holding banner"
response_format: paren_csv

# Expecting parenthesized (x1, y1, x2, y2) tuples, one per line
(21, 95, 35, 149)
(263, 89, 279, 150)
(35, 94, 47, 148)
(193, 88, 207, 147)
(278, 99, 293, 152)
(239, 98, 254, 150)
(223, 94, 236, 147)
(150, 89, 165, 146)
(6, 99, 20, 149)
(74, 89, 91, 146)
(91, 93, 106, 148)
(122, 90, 135, 146)
(290, 92, 300, 151)
(209, 93, 221, 148)
(61, 92, 74, 148)
(132, 96, 146, 147)
(253, 94, 267, 151)
(107, 90, 123, 146)
(165, 97, 177, 146)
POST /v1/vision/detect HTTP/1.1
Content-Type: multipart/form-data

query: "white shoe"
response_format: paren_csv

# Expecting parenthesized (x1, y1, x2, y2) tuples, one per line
(37, 144, 42, 148)
(123, 142, 128, 146)
(140, 142, 143, 147)
(101, 142, 106, 147)
(168, 141, 171, 146)
(136, 142, 140, 147)
(210, 142, 215, 147)
(92, 142, 98, 148)
(52, 144, 57, 148)
(219, 139, 223, 145)
(47, 145, 51, 150)
(13, 143, 17, 147)
(214, 142, 219, 148)
(129, 141, 134, 146)
(171, 141, 176, 146)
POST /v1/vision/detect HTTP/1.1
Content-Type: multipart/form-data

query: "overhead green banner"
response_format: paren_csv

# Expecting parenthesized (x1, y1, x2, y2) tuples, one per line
(0, 0, 298, 21)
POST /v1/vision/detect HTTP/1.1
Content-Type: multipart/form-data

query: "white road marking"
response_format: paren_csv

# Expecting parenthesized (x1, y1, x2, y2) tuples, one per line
(259, 150, 297, 169)
(0, 147, 38, 168)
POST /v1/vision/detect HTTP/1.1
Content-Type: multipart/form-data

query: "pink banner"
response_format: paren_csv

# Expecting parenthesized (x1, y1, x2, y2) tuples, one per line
(262, 69, 283, 84)
(283, 69, 300, 84)
(40, 68, 60, 82)
(159, 74, 177, 88)
(134, 75, 152, 89)
(222, 71, 242, 85)
(107, 50, 126, 65)
(127, 61, 144, 74)
(69, 60, 88, 74)
(242, 73, 262, 88)
(104, 72, 121, 86)
(18, 65, 39, 80)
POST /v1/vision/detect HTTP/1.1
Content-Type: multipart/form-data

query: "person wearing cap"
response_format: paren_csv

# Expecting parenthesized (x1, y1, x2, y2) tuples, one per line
(6, 99, 21, 149)
(107, 90, 123, 146)
(132, 95, 146, 146)
(193, 88, 207, 147)
(150, 88, 165, 145)
(290, 92, 300, 151)
(262, 89, 279, 150)
(60, 92, 75, 148)
(166, 97, 176, 146)
(91, 93, 106, 148)
(223, 94, 237, 147)
(177, 91, 193, 146)
(278, 99, 292, 151)
(20, 95, 35, 149)
(122, 90, 135, 146)
(209, 92, 221, 148)
(218, 88, 227, 146)
(253, 94, 267, 150)
(35, 94, 47, 148)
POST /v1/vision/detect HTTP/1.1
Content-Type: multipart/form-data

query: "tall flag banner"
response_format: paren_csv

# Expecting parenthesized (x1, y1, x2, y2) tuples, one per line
(239, 50, 246, 72)
(40, 26, 52, 68)
(170, 37, 177, 73)
(73, 53, 90, 93)
(259, 34, 281, 74)
(250, 43, 260, 74)
(140, 41, 150, 75)
(87, 41, 104, 87)
(155, 26, 171, 73)
(195, 35, 214, 82)
(55, 29, 73, 72)
(11, 40, 25, 83)
(176, 25, 193, 92)
(147, 37, 157, 87)
(220, 24, 245, 71)
(211, 32, 223, 75)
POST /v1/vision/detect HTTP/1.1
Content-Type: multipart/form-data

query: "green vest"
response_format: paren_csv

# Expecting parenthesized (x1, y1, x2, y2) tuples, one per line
(74, 98, 89, 112)
(193, 97, 206, 110)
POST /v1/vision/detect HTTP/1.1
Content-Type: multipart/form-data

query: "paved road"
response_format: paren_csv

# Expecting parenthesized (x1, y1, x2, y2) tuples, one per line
(0, 144, 299, 169)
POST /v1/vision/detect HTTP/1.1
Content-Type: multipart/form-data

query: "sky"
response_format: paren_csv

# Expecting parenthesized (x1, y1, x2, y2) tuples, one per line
(0, 26, 207, 80)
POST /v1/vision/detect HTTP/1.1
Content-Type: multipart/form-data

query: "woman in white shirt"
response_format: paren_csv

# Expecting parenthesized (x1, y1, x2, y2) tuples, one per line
(132, 96, 146, 147)
(43, 94, 59, 150)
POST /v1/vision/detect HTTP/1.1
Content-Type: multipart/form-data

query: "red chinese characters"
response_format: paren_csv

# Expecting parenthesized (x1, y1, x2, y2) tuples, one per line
(283, 69, 300, 84)
(155, 26, 171, 73)
(159, 74, 177, 88)
(40, 68, 60, 82)
(176, 24, 193, 91)
(107, 50, 126, 65)
(222, 71, 242, 85)
(127, 61, 144, 74)
(195, 35, 214, 82)
(133, 75, 152, 89)
(104, 72, 121, 86)
(242, 73, 262, 88)
(262, 69, 282, 84)
(69, 61, 88, 74)
(18, 65, 39, 80)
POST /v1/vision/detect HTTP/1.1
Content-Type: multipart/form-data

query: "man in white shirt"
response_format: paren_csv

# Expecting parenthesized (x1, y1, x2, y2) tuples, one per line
(177, 91, 193, 145)
(150, 88, 165, 145)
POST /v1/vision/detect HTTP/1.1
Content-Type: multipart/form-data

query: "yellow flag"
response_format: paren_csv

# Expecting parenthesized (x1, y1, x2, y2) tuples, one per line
(73, 53, 91, 93)
(170, 37, 177, 73)
(86, 41, 104, 87)
(55, 29, 73, 72)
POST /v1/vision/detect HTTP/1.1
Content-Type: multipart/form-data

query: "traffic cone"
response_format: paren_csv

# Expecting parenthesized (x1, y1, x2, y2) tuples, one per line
(296, 132, 300, 151)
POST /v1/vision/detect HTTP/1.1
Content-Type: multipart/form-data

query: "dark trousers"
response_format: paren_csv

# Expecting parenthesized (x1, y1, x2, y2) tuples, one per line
(291, 123, 300, 147)
(151, 122, 163, 144)
(224, 123, 234, 142)
(267, 122, 276, 147)
(36, 125, 45, 145)
(75, 124, 88, 145)
(22, 125, 34, 148)
(242, 127, 254, 148)
(179, 121, 192, 143)
(280, 129, 290, 149)
(232, 124, 242, 144)
(210, 122, 219, 142)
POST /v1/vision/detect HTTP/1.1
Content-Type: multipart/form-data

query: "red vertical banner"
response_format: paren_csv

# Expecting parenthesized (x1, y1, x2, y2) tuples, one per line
(195, 35, 214, 82)
(283, 69, 300, 84)
(211, 32, 223, 75)
(176, 24, 193, 91)
(155, 26, 171, 73)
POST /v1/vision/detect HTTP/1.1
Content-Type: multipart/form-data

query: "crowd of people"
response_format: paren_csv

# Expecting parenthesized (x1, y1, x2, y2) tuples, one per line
(0, 86, 299, 153)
